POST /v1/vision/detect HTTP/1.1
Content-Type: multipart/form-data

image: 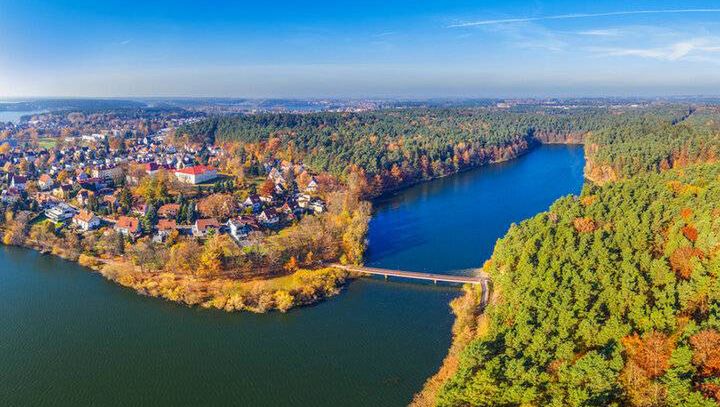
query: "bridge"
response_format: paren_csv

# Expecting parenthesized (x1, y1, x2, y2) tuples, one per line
(331, 264, 489, 285)
(332, 264, 493, 313)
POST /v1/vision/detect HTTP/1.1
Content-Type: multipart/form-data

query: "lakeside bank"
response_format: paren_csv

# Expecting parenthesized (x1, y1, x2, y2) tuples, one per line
(1, 145, 585, 406)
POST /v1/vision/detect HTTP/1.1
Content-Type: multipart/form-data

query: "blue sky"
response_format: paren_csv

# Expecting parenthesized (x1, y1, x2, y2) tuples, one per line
(1, 0, 720, 97)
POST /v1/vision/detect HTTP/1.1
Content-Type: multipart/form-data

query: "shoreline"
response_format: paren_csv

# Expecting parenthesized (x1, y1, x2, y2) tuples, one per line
(411, 140, 589, 405)
(14, 237, 355, 313)
(1, 140, 589, 405)
(1, 140, 582, 315)
(371, 137, 584, 203)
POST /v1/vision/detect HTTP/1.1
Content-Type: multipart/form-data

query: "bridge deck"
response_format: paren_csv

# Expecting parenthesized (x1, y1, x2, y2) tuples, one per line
(332, 264, 486, 285)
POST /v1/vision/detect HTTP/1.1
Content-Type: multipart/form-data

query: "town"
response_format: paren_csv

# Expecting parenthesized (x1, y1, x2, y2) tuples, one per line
(0, 108, 346, 283)
(0, 120, 327, 245)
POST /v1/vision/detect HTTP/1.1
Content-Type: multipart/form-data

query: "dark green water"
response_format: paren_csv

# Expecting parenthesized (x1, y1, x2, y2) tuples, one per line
(0, 145, 584, 406)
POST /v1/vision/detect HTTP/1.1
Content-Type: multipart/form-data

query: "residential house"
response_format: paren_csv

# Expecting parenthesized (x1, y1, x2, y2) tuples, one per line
(226, 218, 250, 241)
(297, 193, 311, 208)
(157, 203, 181, 219)
(131, 203, 147, 216)
(1, 188, 21, 204)
(38, 174, 55, 191)
(309, 199, 326, 214)
(73, 210, 101, 231)
(280, 201, 302, 216)
(52, 184, 72, 200)
(192, 218, 221, 237)
(268, 167, 285, 185)
(243, 194, 262, 212)
(76, 189, 94, 207)
(305, 177, 318, 193)
(154, 219, 177, 242)
(115, 216, 141, 237)
(92, 165, 123, 180)
(33, 192, 59, 208)
(258, 208, 279, 226)
(145, 162, 160, 175)
(102, 195, 118, 211)
(78, 177, 105, 191)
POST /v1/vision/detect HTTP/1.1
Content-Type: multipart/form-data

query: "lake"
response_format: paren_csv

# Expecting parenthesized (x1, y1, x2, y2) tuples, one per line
(0, 145, 584, 406)
(0, 110, 46, 124)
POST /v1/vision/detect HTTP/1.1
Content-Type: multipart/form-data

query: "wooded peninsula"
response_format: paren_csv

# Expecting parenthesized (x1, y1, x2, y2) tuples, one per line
(413, 104, 720, 406)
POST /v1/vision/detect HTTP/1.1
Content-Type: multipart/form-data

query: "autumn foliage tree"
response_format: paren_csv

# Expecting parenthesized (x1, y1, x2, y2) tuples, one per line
(669, 246, 704, 279)
(133, 170, 172, 202)
(197, 234, 241, 277)
(573, 216, 597, 233)
(2, 214, 28, 246)
(622, 332, 674, 379)
(197, 193, 237, 220)
(259, 179, 275, 197)
(166, 240, 202, 274)
(682, 225, 698, 242)
(690, 330, 720, 377)
(619, 358, 667, 407)
(284, 256, 298, 272)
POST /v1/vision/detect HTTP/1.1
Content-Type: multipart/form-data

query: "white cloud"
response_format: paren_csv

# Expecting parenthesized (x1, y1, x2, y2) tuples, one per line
(599, 38, 720, 61)
(577, 29, 623, 37)
(449, 9, 720, 28)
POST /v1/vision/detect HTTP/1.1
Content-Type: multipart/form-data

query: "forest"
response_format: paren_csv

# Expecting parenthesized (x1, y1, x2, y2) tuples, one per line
(430, 110, 720, 406)
(180, 106, 691, 197)
(585, 106, 720, 183)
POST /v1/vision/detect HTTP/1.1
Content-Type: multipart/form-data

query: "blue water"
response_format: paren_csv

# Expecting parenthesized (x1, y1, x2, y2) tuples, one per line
(367, 145, 585, 273)
(0, 110, 45, 124)
(0, 145, 584, 406)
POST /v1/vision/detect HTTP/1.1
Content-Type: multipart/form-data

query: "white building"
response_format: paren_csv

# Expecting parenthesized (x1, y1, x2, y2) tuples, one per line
(305, 177, 318, 193)
(258, 208, 279, 226)
(45, 203, 76, 223)
(226, 218, 250, 241)
(174, 165, 218, 185)
(92, 166, 123, 180)
(10, 175, 26, 191)
(72, 210, 101, 231)
(309, 200, 326, 214)
(38, 174, 55, 191)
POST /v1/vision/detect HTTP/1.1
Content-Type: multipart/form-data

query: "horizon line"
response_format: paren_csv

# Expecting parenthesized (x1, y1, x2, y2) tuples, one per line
(3, 94, 720, 101)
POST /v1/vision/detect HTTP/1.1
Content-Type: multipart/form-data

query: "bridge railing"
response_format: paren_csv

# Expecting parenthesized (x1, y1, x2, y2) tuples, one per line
(332, 264, 488, 285)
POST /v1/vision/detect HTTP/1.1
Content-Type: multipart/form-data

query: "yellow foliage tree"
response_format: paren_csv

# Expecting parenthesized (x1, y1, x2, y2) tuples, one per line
(274, 290, 294, 312)
(198, 234, 239, 277)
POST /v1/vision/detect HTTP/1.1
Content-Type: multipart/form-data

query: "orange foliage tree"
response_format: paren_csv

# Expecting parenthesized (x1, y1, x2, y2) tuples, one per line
(690, 330, 720, 377)
(573, 217, 597, 233)
(669, 247, 704, 279)
(259, 179, 275, 197)
(681, 225, 698, 242)
(622, 332, 674, 379)
(284, 256, 298, 272)
(680, 207, 693, 219)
